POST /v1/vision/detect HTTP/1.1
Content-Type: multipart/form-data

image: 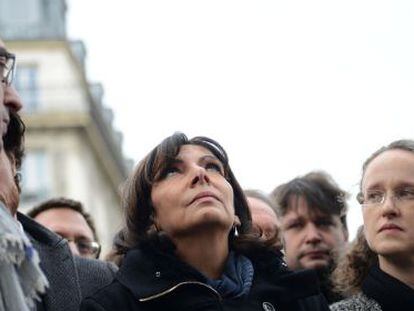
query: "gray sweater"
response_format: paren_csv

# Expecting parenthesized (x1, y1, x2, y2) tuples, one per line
(330, 293, 381, 311)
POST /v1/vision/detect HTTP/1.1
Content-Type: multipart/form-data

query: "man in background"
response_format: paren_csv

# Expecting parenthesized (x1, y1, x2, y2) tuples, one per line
(0, 37, 116, 311)
(271, 171, 348, 303)
(28, 197, 101, 259)
(0, 40, 48, 311)
(244, 189, 280, 249)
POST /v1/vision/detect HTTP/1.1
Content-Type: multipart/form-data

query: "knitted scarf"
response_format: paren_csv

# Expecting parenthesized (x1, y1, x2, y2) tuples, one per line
(0, 203, 48, 311)
(206, 251, 254, 298)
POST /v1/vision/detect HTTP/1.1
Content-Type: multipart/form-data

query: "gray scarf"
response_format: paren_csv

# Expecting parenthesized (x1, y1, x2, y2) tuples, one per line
(0, 203, 48, 311)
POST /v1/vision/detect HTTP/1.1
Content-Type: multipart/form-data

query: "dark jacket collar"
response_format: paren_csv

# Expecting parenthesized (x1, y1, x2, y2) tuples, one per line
(117, 244, 207, 300)
(17, 212, 64, 247)
(362, 264, 414, 311)
(116, 243, 321, 302)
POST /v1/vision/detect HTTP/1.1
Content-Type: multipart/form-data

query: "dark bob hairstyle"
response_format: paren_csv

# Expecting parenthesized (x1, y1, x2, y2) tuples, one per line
(112, 133, 276, 262)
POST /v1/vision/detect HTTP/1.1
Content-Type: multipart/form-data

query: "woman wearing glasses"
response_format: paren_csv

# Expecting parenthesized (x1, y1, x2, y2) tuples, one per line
(81, 133, 329, 311)
(331, 139, 414, 310)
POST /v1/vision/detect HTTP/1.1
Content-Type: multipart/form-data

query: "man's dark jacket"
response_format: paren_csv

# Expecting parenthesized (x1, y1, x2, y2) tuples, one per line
(18, 212, 117, 311)
(81, 243, 329, 311)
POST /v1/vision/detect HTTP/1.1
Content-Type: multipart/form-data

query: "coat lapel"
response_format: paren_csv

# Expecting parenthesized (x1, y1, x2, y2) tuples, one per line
(18, 213, 82, 311)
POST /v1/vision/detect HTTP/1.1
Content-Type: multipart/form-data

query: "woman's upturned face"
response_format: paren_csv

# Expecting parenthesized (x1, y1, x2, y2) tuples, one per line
(362, 149, 414, 261)
(151, 144, 236, 239)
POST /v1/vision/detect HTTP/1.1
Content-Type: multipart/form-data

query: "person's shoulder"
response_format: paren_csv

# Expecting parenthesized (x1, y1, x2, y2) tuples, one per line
(330, 293, 381, 311)
(18, 211, 63, 246)
(75, 256, 118, 275)
(249, 251, 329, 309)
(249, 249, 288, 273)
(81, 279, 136, 311)
(74, 257, 118, 298)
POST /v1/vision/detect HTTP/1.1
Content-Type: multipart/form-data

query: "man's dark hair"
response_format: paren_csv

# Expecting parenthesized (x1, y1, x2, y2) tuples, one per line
(28, 197, 99, 242)
(4, 111, 25, 191)
(271, 171, 348, 232)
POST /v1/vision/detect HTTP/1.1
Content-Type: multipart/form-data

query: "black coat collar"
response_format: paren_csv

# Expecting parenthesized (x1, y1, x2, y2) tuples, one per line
(362, 264, 414, 311)
(117, 244, 208, 300)
(116, 244, 321, 303)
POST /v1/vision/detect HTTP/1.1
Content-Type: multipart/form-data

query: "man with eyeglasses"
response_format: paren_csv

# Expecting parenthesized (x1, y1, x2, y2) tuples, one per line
(28, 197, 102, 259)
(0, 37, 116, 311)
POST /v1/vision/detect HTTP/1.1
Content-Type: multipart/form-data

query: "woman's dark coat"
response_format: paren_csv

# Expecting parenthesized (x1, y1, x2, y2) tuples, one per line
(81, 244, 329, 311)
(330, 264, 414, 311)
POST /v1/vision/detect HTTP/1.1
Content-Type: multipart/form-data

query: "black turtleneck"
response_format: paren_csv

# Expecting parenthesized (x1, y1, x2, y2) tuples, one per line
(362, 264, 414, 311)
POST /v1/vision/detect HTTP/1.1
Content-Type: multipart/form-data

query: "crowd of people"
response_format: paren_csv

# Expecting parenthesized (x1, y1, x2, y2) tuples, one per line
(1, 37, 414, 310)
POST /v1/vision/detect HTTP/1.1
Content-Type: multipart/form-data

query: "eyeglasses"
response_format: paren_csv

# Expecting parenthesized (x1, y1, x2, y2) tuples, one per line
(357, 187, 414, 207)
(67, 238, 101, 258)
(0, 49, 16, 86)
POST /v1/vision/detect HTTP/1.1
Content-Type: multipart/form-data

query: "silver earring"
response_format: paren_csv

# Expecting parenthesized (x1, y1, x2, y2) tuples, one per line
(234, 226, 239, 237)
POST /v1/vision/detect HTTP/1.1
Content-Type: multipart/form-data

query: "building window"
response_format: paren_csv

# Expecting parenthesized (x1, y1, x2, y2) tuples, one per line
(21, 150, 50, 202)
(15, 65, 39, 112)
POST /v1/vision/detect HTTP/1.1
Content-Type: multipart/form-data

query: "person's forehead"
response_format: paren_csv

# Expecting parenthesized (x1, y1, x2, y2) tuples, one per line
(177, 144, 216, 160)
(0, 37, 6, 50)
(283, 196, 333, 221)
(0, 39, 9, 58)
(35, 207, 94, 237)
(248, 197, 275, 216)
(363, 149, 414, 190)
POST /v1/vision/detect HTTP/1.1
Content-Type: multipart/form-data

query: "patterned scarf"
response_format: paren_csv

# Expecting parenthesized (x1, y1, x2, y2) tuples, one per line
(0, 203, 48, 311)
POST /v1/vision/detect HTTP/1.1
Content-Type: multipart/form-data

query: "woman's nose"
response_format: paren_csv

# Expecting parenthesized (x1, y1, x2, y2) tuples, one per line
(191, 167, 210, 186)
(381, 194, 400, 218)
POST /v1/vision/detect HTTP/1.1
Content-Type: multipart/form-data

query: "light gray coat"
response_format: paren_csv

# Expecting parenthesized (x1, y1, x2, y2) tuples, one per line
(330, 293, 382, 311)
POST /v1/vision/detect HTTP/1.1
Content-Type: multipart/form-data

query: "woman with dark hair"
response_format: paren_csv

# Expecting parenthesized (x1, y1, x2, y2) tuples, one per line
(331, 139, 414, 310)
(81, 133, 329, 311)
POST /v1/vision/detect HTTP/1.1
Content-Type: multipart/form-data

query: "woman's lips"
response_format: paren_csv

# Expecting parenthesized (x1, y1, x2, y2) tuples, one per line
(189, 191, 220, 205)
(379, 223, 403, 233)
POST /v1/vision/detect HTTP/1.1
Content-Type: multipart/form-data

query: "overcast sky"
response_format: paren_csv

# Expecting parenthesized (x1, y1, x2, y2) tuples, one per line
(66, 0, 414, 238)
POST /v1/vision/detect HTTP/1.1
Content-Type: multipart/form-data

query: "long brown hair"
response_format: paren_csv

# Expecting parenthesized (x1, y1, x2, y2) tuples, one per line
(331, 226, 377, 296)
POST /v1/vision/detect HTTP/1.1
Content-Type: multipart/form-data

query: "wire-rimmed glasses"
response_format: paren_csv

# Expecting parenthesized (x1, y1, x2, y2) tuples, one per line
(0, 48, 16, 86)
(67, 238, 101, 258)
(357, 187, 414, 207)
